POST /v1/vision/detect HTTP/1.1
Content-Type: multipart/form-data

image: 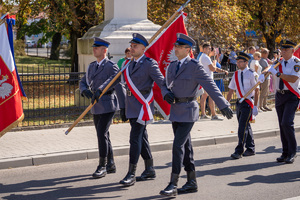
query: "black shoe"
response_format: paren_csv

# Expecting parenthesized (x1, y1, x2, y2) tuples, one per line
(136, 159, 156, 181)
(231, 153, 242, 159)
(242, 151, 255, 157)
(276, 154, 288, 162)
(92, 157, 107, 178)
(160, 182, 178, 196)
(92, 166, 107, 178)
(106, 163, 116, 174)
(119, 163, 136, 187)
(285, 154, 297, 164)
(160, 173, 179, 197)
(177, 171, 198, 194)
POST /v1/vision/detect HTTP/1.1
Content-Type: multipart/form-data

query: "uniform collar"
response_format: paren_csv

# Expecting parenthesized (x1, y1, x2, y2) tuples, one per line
(178, 55, 190, 65)
(283, 56, 293, 64)
(134, 54, 145, 63)
(97, 57, 107, 66)
(240, 67, 249, 73)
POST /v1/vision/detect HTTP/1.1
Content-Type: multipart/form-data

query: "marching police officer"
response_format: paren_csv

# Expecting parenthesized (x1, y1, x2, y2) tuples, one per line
(79, 37, 126, 178)
(159, 33, 233, 197)
(99, 33, 168, 186)
(227, 52, 260, 159)
(265, 39, 299, 164)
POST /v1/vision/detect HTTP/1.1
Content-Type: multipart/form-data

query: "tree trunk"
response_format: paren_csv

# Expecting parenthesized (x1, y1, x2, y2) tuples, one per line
(50, 32, 62, 60)
(67, 30, 80, 85)
(265, 34, 276, 60)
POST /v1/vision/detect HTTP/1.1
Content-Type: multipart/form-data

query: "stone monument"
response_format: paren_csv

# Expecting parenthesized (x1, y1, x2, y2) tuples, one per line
(77, 0, 161, 72)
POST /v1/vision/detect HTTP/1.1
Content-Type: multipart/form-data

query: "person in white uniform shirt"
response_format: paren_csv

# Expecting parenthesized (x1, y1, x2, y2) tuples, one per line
(227, 52, 260, 159)
(260, 39, 300, 164)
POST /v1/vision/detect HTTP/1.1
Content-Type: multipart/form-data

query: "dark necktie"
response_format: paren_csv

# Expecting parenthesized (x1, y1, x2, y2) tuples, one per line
(279, 61, 287, 90)
(96, 64, 99, 70)
(132, 61, 137, 71)
(241, 71, 244, 88)
(176, 61, 181, 74)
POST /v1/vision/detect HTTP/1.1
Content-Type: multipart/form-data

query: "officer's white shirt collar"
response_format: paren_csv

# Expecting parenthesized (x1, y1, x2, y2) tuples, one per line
(134, 54, 145, 63)
(282, 56, 293, 65)
(239, 66, 249, 73)
(97, 57, 107, 66)
(178, 56, 190, 67)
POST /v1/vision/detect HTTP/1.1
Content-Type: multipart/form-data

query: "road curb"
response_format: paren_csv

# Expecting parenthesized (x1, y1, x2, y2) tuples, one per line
(1, 127, 293, 170)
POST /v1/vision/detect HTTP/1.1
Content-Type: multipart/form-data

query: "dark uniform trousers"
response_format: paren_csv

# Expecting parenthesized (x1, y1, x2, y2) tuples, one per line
(172, 122, 195, 174)
(275, 92, 299, 156)
(129, 118, 152, 164)
(93, 112, 115, 159)
(235, 100, 255, 154)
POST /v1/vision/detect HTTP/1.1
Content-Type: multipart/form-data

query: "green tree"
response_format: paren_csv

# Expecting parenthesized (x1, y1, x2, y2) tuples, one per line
(148, 0, 251, 49)
(238, 0, 300, 55)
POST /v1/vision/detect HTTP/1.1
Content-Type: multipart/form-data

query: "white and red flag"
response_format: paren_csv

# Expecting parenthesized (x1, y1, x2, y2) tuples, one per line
(0, 17, 25, 137)
(145, 12, 193, 118)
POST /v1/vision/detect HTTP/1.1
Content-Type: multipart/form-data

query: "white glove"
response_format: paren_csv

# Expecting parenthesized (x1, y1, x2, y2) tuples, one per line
(253, 106, 258, 116)
(268, 67, 277, 75)
(258, 74, 265, 83)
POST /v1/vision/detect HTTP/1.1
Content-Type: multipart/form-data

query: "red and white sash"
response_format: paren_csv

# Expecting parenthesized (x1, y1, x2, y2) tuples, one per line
(235, 71, 255, 122)
(278, 63, 300, 109)
(124, 66, 154, 125)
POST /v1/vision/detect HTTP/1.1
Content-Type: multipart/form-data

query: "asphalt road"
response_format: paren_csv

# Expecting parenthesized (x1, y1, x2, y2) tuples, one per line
(1, 135, 300, 200)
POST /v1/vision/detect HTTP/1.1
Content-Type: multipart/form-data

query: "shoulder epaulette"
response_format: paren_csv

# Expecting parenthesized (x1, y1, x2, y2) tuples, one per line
(145, 57, 158, 64)
(294, 57, 300, 63)
(248, 68, 254, 73)
(191, 59, 199, 63)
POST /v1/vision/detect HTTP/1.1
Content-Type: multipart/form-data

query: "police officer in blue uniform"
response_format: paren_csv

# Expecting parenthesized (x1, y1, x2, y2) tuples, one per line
(159, 33, 233, 197)
(79, 37, 126, 178)
(266, 39, 300, 164)
(99, 33, 168, 186)
(227, 52, 260, 159)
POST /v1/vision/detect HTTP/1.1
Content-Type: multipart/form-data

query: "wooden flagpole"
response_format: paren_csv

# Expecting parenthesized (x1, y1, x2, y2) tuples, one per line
(65, 0, 192, 135)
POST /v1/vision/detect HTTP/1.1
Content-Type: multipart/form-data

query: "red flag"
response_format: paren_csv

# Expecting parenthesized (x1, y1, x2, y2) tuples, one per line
(294, 46, 300, 58)
(145, 12, 192, 118)
(0, 23, 24, 137)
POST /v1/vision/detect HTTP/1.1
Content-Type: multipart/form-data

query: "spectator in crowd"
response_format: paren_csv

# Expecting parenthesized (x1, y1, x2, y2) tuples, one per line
(199, 43, 228, 120)
(117, 47, 131, 69)
(259, 48, 272, 111)
(210, 47, 227, 92)
(247, 46, 256, 67)
(196, 42, 204, 61)
(220, 50, 230, 70)
(228, 46, 237, 71)
(249, 52, 262, 76)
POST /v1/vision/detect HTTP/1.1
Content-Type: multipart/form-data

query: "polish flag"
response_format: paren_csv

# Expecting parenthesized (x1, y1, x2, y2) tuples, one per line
(0, 21, 24, 137)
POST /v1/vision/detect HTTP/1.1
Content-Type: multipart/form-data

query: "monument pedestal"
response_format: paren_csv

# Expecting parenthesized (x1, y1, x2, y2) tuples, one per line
(77, 0, 161, 72)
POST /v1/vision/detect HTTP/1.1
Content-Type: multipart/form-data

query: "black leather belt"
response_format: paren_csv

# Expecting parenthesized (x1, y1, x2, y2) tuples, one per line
(237, 96, 254, 101)
(127, 89, 151, 96)
(174, 97, 196, 103)
(277, 90, 292, 94)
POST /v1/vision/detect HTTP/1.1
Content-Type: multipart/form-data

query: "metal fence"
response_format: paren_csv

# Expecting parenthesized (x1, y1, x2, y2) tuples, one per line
(17, 66, 244, 128)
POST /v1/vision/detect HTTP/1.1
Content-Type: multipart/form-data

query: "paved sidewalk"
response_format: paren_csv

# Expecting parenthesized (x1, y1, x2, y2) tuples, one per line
(0, 110, 300, 169)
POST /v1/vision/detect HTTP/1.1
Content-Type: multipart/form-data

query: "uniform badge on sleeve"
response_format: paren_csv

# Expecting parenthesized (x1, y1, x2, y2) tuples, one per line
(294, 65, 300, 72)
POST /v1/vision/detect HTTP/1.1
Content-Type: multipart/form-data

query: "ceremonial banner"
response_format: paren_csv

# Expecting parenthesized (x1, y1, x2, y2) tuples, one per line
(294, 47, 300, 59)
(145, 12, 191, 118)
(0, 21, 24, 137)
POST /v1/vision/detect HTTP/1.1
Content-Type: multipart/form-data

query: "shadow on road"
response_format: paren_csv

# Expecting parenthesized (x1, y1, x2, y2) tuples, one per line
(228, 171, 300, 186)
(0, 174, 126, 200)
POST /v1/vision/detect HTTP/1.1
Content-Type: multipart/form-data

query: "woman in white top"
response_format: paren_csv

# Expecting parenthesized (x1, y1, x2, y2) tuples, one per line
(249, 52, 262, 76)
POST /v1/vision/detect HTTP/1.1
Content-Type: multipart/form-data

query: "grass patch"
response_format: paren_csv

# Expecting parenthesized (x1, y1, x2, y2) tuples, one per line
(15, 56, 71, 74)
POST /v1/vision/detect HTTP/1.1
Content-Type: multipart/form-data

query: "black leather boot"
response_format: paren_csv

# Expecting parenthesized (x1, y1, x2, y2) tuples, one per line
(178, 171, 198, 193)
(136, 158, 156, 181)
(92, 157, 107, 178)
(119, 163, 137, 186)
(159, 173, 179, 196)
(106, 153, 116, 174)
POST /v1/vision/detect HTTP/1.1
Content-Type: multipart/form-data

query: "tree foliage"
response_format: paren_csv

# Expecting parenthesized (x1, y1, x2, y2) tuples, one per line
(238, 0, 300, 54)
(148, 0, 251, 49)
